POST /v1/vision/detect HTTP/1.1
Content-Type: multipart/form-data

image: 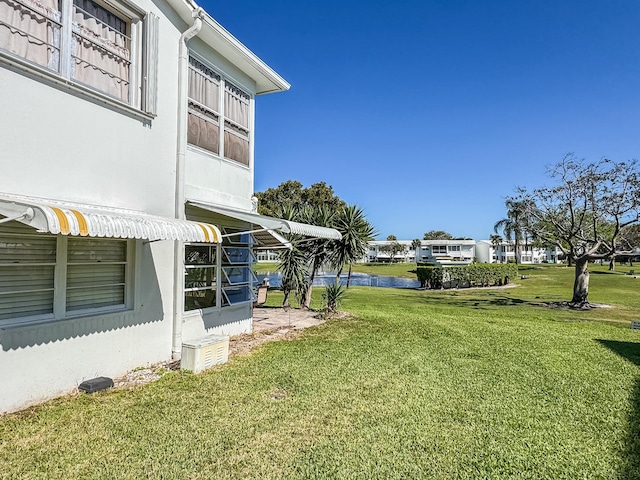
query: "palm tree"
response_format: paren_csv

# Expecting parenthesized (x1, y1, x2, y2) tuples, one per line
(277, 238, 307, 308)
(274, 205, 308, 307)
(489, 234, 503, 263)
(299, 204, 336, 309)
(494, 199, 529, 264)
(411, 238, 422, 262)
(329, 205, 376, 287)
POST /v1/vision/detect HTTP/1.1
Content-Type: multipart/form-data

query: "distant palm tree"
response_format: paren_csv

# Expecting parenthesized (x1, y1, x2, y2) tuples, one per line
(494, 199, 529, 264)
(489, 234, 503, 263)
(411, 238, 422, 261)
(330, 205, 376, 287)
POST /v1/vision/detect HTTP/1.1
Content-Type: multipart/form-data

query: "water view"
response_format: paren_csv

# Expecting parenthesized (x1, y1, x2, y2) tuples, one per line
(256, 272, 420, 289)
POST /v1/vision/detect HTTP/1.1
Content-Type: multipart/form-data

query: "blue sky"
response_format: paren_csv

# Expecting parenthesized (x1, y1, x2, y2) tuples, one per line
(206, 0, 640, 240)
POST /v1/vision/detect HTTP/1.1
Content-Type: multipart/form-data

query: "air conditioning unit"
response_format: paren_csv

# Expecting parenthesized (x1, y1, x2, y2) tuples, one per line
(181, 335, 229, 373)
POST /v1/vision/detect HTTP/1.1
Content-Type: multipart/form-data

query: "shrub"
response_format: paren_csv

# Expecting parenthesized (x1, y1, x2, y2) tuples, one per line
(323, 281, 346, 312)
(416, 264, 517, 289)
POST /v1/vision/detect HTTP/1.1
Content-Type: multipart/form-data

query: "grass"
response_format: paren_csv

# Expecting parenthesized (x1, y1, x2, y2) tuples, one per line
(1, 264, 640, 478)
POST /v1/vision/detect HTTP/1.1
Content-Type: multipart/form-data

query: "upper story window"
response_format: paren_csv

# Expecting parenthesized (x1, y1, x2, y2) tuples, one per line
(448, 245, 461, 252)
(187, 55, 252, 167)
(432, 245, 447, 254)
(0, 0, 158, 113)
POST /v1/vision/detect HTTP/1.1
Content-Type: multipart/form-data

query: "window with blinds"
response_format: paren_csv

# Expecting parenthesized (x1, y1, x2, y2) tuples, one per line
(66, 237, 126, 312)
(0, 226, 56, 320)
(0, 0, 159, 113)
(187, 54, 252, 167)
(0, 221, 131, 324)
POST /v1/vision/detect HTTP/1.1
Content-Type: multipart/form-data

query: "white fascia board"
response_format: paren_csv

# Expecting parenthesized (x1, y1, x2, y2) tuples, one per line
(167, 0, 290, 95)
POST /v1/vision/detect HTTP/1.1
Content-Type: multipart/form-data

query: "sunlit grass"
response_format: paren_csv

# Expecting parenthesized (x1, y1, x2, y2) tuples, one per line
(1, 264, 639, 479)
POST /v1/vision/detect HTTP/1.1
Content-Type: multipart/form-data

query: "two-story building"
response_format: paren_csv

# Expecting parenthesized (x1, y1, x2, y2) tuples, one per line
(0, 0, 339, 412)
(475, 240, 561, 264)
(416, 240, 476, 265)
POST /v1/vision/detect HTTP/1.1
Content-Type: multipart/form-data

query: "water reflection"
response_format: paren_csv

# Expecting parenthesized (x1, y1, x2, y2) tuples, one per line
(256, 272, 420, 289)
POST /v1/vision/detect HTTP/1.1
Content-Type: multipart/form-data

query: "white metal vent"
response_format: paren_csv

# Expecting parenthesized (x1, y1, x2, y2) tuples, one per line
(181, 335, 229, 373)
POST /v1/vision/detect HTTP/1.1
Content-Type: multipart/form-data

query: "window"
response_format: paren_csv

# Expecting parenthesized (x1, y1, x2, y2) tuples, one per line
(183, 227, 256, 311)
(432, 245, 447, 254)
(66, 237, 126, 311)
(188, 55, 252, 166)
(448, 245, 461, 252)
(0, 221, 131, 323)
(184, 244, 216, 311)
(221, 231, 256, 306)
(0, 229, 56, 320)
(0, 0, 158, 112)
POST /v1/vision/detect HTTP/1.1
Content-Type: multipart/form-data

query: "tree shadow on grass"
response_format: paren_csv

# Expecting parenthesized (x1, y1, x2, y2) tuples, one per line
(597, 339, 640, 479)
(416, 293, 535, 310)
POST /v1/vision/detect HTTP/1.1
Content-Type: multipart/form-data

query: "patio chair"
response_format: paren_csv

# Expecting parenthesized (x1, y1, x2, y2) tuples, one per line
(254, 285, 268, 307)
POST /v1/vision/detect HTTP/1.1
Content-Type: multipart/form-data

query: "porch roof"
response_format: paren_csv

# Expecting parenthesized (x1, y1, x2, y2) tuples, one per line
(188, 202, 342, 246)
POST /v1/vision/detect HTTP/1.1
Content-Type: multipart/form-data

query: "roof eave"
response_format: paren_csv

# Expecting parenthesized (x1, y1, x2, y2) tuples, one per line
(167, 0, 290, 95)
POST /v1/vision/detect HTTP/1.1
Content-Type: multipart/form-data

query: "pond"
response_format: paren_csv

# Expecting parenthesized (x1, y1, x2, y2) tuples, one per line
(255, 272, 420, 289)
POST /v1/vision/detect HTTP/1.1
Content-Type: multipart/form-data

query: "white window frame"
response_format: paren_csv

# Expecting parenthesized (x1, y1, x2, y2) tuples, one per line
(184, 242, 218, 311)
(0, 0, 158, 116)
(187, 53, 254, 168)
(183, 226, 257, 313)
(0, 229, 133, 327)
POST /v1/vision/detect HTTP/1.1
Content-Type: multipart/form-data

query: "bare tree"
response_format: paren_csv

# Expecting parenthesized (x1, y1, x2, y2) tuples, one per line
(515, 154, 640, 306)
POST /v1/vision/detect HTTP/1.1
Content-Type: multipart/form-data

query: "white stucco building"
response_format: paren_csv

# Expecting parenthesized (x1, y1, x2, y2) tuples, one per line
(0, 0, 339, 413)
(475, 240, 562, 264)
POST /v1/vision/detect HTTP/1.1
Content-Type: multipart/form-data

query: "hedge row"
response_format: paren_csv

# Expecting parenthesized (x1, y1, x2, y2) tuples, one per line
(415, 264, 518, 289)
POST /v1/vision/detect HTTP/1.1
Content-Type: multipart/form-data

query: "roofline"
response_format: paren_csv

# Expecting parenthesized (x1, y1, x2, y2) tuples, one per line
(167, 0, 290, 95)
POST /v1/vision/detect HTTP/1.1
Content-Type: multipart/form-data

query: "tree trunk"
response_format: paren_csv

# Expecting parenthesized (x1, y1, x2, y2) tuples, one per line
(346, 264, 353, 288)
(304, 258, 321, 309)
(609, 256, 615, 271)
(282, 290, 291, 308)
(571, 259, 590, 305)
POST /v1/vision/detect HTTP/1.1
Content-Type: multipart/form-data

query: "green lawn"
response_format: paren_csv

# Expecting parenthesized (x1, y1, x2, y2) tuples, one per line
(1, 264, 640, 479)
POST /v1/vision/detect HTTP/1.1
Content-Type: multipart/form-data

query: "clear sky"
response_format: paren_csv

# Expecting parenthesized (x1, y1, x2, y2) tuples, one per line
(204, 0, 640, 241)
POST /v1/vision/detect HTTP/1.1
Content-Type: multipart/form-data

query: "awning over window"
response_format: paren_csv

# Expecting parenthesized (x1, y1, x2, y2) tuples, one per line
(188, 202, 342, 244)
(0, 194, 221, 243)
(252, 229, 292, 250)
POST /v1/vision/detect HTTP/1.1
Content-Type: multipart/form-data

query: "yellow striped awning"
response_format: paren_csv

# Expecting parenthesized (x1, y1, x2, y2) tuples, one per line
(0, 194, 221, 243)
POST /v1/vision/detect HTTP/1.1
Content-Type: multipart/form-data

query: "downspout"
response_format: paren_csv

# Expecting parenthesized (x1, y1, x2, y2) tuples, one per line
(172, 8, 203, 360)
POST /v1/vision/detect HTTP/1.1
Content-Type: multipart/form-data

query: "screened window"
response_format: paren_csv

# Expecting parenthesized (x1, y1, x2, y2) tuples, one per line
(188, 55, 252, 167)
(184, 243, 216, 311)
(66, 237, 126, 312)
(0, 231, 56, 320)
(432, 245, 447, 254)
(0, 0, 158, 111)
(448, 245, 461, 252)
(0, 222, 131, 324)
(187, 57, 220, 155)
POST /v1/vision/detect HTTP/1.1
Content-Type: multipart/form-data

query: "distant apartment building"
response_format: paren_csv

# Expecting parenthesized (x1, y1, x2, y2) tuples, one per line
(475, 241, 562, 264)
(365, 241, 416, 263)
(362, 239, 561, 265)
